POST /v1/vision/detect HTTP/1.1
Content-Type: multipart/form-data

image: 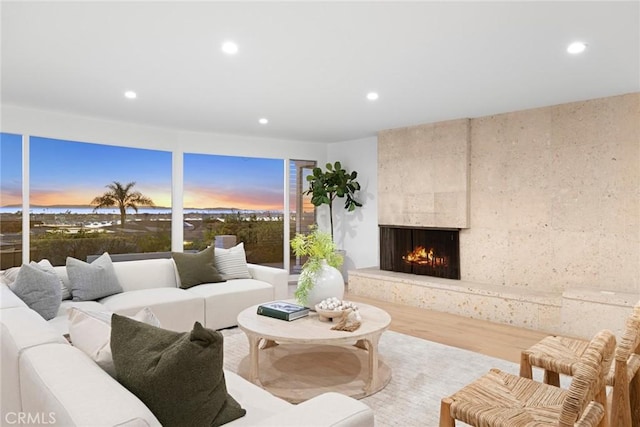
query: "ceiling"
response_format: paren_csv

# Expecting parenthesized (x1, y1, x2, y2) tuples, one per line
(2, 1, 639, 143)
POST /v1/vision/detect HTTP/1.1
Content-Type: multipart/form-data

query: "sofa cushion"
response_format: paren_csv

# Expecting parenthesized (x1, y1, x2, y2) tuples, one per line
(48, 300, 109, 336)
(186, 279, 274, 330)
(9, 261, 62, 320)
(68, 307, 161, 377)
(172, 245, 224, 289)
(222, 370, 291, 425)
(214, 242, 252, 280)
(111, 315, 246, 426)
(19, 343, 161, 427)
(99, 287, 205, 332)
(67, 252, 123, 301)
(111, 258, 179, 291)
(0, 283, 28, 309)
(1, 307, 69, 418)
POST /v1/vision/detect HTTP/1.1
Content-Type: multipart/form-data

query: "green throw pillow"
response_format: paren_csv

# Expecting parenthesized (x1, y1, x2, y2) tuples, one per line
(172, 246, 225, 289)
(111, 315, 246, 427)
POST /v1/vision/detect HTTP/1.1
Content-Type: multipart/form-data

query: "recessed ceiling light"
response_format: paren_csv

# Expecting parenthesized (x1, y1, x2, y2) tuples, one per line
(222, 41, 239, 55)
(567, 41, 587, 54)
(366, 92, 379, 101)
(258, 118, 269, 125)
(124, 90, 137, 99)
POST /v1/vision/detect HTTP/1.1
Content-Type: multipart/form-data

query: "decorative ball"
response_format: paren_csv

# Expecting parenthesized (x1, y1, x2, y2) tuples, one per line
(315, 297, 359, 321)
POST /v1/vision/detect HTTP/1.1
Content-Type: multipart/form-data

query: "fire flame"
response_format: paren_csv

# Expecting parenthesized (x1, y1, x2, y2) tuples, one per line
(403, 246, 433, 264)
(403, 246, 448, 266)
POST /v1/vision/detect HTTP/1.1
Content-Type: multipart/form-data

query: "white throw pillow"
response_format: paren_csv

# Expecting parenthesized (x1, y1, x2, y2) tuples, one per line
(214, 242, 251, 280)
(68, 307, 161, 377)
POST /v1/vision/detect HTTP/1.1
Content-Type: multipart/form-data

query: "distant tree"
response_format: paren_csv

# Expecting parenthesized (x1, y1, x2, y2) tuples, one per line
(90, 181, 154, 229)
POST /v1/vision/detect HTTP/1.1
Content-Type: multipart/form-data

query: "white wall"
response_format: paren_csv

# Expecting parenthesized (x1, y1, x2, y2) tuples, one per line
(1, 105, 328, 160)
(327, 136, 379, 277)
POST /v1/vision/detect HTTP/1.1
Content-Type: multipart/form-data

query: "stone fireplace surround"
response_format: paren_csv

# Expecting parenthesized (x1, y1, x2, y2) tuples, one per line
(349, 93, 640, 339)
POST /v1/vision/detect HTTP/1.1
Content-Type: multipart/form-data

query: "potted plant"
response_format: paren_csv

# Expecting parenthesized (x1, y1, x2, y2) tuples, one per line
(291, 226, 344, 306)
(305, 161, 362, 241)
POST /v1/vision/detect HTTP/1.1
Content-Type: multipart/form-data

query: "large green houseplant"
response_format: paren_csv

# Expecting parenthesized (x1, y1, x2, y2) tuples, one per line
(291, 226, 344, 306)
(305, 161, 362, 241)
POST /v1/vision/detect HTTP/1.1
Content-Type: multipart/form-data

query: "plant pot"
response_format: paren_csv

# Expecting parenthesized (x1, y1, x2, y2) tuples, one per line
(301, 260, 344, 309)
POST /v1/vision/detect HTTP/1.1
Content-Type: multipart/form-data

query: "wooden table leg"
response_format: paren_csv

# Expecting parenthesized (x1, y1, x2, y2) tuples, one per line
(364, 333, 381, 393)
(354, 339, 367, 350)
(246, 334, 261, 385)
(261, 339, 278, 349)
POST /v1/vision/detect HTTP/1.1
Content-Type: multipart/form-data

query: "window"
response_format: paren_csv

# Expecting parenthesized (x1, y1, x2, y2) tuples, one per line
(183, 153, 285, 268)
(29, 137, 172, 265)
(0, 133, 23, 269)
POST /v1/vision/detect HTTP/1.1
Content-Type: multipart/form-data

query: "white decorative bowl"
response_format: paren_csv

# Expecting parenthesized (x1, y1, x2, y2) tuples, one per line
(314, 305, 346, 322)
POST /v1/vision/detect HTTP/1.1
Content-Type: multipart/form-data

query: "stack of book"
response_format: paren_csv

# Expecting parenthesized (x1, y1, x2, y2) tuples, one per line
(257, 301, 310, 321)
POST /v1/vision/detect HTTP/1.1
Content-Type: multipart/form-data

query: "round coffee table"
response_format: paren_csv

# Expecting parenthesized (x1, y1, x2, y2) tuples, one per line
(236, 301, 392, 403)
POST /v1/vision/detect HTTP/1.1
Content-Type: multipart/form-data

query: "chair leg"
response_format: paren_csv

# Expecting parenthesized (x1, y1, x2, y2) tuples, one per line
(595, 387, 609, 427)
(631, 370, 640, 427)
(544, 369, 561, 387)
(519, 351, 533, 379)
(439, 398, 455, 427)
(610, 359, 632, 427)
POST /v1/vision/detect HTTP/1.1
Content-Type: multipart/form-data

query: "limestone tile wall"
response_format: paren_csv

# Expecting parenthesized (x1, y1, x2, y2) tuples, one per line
(378, 118, 470, 228)
(461, 93, 640, 295)
(349, 268, 562, 332)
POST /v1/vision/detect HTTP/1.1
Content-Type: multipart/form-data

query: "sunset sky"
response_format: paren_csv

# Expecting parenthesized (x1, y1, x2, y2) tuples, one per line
(0, 134, 284, 211)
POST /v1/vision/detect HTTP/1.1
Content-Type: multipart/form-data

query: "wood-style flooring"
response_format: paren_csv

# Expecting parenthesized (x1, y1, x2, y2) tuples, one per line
(344, 292, 550, 364)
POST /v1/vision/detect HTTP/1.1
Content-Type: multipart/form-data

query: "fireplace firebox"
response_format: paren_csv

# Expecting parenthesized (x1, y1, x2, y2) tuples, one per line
(379, 226, 460, 279)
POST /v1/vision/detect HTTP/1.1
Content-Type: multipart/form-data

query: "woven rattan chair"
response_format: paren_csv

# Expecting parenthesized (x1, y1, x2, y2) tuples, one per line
(520, 302, 640, 426)
(439, 329, 616, 427)
(608, 314, 640, 426)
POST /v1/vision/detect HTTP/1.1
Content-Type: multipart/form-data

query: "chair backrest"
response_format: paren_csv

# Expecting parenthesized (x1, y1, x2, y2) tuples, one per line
(615, 312, 640, 366)
(558, 329, 616, 426)
(610, 312, 640, 426)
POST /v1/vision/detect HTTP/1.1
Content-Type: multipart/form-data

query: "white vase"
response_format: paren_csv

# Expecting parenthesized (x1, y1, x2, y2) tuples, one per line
(300, 260, 345, 308)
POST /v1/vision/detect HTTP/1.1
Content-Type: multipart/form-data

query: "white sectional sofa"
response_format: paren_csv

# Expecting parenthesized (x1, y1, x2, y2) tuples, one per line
(0, 257, 375, 426)
(45, 257, 289, 334)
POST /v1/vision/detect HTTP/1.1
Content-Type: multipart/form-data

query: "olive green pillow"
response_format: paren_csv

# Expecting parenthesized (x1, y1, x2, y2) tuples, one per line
(111, 315, 246, 426)
(172, 245, 224, 289)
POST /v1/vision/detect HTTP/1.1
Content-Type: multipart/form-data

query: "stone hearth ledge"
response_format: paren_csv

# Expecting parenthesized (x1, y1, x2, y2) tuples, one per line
(348, 268, 638, 338)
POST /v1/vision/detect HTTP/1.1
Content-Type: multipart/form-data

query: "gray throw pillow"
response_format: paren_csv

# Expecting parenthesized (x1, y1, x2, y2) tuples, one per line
(111, 315, 246, 427)
(66, 252, 123, 301)
(172, 246, 224, 289)
(9, 262, 62, 320)
(3, 259, 71, 300)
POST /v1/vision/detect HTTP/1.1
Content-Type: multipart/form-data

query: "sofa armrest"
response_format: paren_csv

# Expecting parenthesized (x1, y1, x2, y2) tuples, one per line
(246, 264, 289, 300)
(251, 392, 374, 427)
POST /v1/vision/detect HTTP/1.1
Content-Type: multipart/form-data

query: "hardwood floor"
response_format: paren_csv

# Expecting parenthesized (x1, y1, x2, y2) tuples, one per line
(344, 292, 550, 364)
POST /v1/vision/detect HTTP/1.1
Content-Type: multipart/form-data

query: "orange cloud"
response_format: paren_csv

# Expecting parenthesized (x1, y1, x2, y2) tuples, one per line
(27, 185, 171, 208)
(29, 188, 90, 206)
(184, 186, 283, 211)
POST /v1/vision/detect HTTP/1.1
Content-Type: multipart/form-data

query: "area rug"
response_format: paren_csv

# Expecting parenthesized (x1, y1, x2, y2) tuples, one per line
(221, 328, 531, 426)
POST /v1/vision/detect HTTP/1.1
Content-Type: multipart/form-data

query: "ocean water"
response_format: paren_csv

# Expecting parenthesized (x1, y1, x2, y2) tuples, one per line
(0, 207, 279, 215)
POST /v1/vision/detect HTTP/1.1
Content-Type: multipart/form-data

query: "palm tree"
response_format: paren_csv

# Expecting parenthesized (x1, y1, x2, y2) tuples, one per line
(91, 181, 154, 229)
